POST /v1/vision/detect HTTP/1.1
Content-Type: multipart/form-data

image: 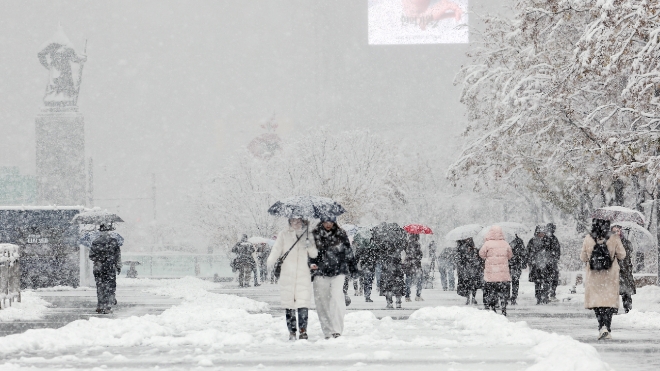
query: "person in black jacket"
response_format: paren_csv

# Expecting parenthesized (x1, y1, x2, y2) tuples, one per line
(372, 222, 407, 309)
(508, 234, 527, 305)
(456, 238, 484, 305)
(354, 228, 377, 302)
(404, 233, 425, 301)
(612, 225, 636, 313)
(89, 224, 122, 314)
(231, 235, 256, 287)
(437, 245, 456, 291)
(310, 216, 358, 339)
(546, 223, 561, 301)
(528, 226, 552, 305)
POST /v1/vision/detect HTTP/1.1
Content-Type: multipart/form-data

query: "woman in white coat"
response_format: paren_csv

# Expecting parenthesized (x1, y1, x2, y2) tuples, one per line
(267, 217, 318, 340)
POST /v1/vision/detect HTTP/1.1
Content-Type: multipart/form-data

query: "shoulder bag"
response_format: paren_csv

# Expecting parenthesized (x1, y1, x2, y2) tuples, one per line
(273, 231, 305, 280)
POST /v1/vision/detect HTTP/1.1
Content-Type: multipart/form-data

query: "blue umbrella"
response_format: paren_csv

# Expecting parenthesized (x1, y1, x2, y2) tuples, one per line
(268, 196, 346, 219)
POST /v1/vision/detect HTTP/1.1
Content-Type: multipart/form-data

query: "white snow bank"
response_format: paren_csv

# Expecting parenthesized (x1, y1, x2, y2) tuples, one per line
(34, 286, 93, 292)
(0, 291, 50, 322)
(633, 284, 660, 312)
(410, 307, 612, 371)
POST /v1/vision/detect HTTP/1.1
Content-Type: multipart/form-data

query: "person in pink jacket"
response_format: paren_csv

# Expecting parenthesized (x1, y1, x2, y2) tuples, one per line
(479, 226, 514, 316)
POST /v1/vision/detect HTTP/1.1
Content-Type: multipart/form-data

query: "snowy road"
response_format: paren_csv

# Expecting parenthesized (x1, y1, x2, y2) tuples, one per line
(0, 277, 657, 370)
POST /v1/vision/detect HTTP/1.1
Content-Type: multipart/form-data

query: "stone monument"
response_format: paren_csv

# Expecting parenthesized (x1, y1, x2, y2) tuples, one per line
(35, 25, 87, 206)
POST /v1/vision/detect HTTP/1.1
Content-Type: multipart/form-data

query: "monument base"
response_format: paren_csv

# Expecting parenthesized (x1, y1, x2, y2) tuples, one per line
(36, 106, 86, 206)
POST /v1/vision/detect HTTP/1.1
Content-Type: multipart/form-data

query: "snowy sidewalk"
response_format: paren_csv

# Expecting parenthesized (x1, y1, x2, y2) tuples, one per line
(0, 277, 638, 371)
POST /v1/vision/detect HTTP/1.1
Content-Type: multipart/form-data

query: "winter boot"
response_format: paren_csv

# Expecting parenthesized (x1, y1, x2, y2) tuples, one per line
(405, 297, 412, 302)
(396, 297, 403, 309)
(365, 297, 373, 303)
(385, 294, 394, 309)
(289, 332, 297, 341)
(465, 297, 470, 305)
(501, 308, 507, 316)
(415, 296, 424, 301)
(332, 333, 341, 338)
(598, 328, 609, 341)
(510, 299, 517, 306)
(299, 330, 308, 340)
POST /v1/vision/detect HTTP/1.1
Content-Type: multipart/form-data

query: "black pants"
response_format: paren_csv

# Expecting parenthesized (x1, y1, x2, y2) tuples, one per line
(535, 278, 551, 303)
(594, 307, 617, 331)
(484, 282, 510, 310)
(363, 270, 375, 299)
(622, 294, 633, 313)
(238, 266, 251, 287)
(550, 268, 559, 298)
(510, 271, 521, 301)
(93, 266, 117, 310)
(285, 308, 308, 333)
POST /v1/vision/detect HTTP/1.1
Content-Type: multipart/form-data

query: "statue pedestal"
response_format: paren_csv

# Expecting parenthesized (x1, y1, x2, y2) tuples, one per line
(35, 106, 86, 206)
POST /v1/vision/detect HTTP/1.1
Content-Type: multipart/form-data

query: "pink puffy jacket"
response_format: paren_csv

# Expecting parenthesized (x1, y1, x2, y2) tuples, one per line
(479, 226, 513, 282)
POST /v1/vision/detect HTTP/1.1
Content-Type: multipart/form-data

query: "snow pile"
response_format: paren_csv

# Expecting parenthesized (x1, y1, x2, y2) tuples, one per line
(613, 285, 660, 329)
(410, 307, 611, 371)
(0, 291, 50, 322)
(632, 284, 660, 312)
(35, 286, 93, 292)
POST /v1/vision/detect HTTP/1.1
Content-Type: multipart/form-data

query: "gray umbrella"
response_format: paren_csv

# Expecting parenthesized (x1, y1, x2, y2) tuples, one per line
(268, 196, 346, 219)
(591, 206, 645, 227)
(72, 210, 124, 225)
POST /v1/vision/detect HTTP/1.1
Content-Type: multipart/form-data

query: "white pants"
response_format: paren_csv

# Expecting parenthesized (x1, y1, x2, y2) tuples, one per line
(313, 274, 346, 337)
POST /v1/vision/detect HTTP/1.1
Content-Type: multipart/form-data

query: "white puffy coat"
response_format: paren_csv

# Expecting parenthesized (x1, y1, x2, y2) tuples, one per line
(267, 227, 318, 309)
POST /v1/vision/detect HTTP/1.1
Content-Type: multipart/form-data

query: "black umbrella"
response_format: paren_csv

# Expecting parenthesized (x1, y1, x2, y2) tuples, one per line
(268, 196, 346, 219)
(72, 210, 124, 225)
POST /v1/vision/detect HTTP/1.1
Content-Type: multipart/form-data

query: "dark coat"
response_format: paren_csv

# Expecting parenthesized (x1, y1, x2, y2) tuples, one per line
(619, 237, 636, 295)
(456, 239, 484, 297)
(354, 231, 378, 272)
(232, 241, 256, 269)
(509, 236, 527, 274)
(403, 237, 423, 274)
(90, 233, 122, 274)
(547, 234, 561, 269)
(372, 222, 407, 296)
(310, 223, 358, 278)
(527, 236, 552, 282)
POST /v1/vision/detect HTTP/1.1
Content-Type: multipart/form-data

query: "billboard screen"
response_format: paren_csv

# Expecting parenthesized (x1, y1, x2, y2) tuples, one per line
(368, 0, 469, 45)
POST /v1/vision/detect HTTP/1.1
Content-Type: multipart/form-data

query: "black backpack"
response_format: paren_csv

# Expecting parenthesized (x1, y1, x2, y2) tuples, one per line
(589, 236, 612, 271)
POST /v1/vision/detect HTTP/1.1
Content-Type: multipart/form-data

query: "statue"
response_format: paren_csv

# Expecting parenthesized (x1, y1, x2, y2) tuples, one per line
(38, 25, 86, 107)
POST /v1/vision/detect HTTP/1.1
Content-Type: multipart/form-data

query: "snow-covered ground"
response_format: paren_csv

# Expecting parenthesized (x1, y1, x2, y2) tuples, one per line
(0, 277, 618, 371)
(0, 291, 50, 322)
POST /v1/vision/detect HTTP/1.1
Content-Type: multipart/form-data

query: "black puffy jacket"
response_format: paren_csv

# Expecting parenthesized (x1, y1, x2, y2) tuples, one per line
(310, 223, 358, 278)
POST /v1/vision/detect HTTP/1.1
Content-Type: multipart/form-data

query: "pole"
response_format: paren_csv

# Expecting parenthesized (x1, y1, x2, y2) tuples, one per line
(656, 190, 660, 286)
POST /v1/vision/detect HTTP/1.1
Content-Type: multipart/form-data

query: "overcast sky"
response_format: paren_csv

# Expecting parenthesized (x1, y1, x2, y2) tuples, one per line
(0, 0, 508, 233)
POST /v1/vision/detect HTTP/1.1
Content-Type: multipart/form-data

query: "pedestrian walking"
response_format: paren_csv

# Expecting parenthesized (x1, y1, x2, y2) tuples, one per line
(373, 222, 407, 309)
(612, 225, 636, 313)
(580, 219, 626, 340)
(255, 242, 271, 284)
(479, 226, 513, 316)
(89, 224, 122, 314)
(231, 235, 256, 287)
(354, 228, 377, 302)
(508, 234, 527, 305)
(310, 216, 359, 339)
(404, 233, 424, 302)
(266, 218, 318, 340)
(456, 237, 484, 305)
(546, 223, 561, 301)
(437, 245, 456, 291)
(528, 226, 553, 305)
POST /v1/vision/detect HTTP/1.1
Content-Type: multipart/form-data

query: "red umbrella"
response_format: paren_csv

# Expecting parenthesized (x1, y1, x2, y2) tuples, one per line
(404, 224, 433, 234)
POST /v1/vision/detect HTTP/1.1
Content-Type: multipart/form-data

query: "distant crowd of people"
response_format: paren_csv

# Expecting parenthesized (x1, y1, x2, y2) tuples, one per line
(232, 218, 637, 341)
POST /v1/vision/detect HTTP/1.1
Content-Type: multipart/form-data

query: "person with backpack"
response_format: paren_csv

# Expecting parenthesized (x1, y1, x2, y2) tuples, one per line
(580, 218, 626, 340)
(267, 217, 318, 340)
(612, 225, 636, 313)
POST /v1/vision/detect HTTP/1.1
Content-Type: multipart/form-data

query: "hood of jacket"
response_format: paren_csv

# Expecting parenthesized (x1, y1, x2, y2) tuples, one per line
(485, 226, 505, 241)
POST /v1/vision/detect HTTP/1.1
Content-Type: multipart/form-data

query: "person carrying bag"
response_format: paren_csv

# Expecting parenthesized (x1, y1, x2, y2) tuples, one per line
(580, 218, 626, 341)
(267, 217, 318, 341)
